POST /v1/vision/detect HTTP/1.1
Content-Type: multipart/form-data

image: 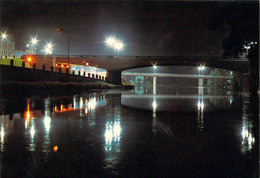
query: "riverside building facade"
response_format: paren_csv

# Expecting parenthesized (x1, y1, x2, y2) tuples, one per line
(0, 35, 15, 58)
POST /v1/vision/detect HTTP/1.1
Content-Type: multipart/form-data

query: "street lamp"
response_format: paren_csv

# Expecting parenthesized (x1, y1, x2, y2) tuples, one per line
(1, 32, 8, 58)
(1, 32, 7, 40)
(114, 40, 124, 56)
(43, 42, 53, 54)
(56, 28, 70, 72)
(30, 37, 39, 61)
(31, 37, 39, 46)
(197, 65, 205, 75)
(105, 36, 116, 48)
(105, 36, 124, 57)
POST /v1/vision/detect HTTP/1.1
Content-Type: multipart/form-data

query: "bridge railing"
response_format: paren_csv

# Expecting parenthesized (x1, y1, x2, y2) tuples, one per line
(52, 55, 247, 61)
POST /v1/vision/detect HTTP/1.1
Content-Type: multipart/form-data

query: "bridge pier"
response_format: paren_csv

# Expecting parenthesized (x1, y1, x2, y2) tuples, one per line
(107, 70, 122, 85)
(198, 78, 204, 96)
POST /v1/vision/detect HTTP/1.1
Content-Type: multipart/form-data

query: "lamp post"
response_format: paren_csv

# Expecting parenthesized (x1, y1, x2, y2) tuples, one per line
(56, 28, 70, 73)
(1, 32, 8, 58)
(114, 40, 124, 57)
(30, 37, 39, 61)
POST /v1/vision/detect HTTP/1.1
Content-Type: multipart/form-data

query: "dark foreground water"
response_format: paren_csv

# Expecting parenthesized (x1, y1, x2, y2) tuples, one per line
(0, 85, 258, 177)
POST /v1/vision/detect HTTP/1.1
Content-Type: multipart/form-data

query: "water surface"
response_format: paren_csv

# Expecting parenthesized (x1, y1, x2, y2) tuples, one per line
(0, 84, 258, 177)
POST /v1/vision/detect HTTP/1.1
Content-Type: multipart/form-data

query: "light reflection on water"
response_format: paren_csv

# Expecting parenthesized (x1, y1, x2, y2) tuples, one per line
(240, 100, 256, 154)
(0, 83, 258, 176)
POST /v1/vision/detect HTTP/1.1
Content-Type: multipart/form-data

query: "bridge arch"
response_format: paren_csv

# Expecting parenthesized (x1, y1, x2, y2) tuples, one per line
(23, 55, 249, 84)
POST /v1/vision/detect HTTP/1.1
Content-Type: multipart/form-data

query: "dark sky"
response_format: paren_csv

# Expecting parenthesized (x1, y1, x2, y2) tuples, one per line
(0, 1, 258, 56)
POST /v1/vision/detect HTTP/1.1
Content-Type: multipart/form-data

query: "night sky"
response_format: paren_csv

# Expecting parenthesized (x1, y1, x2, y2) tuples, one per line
(0, 1, 258, 56)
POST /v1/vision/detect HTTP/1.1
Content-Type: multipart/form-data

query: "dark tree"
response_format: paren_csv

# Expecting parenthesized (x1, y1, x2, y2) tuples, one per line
(209, 2, 259, 94)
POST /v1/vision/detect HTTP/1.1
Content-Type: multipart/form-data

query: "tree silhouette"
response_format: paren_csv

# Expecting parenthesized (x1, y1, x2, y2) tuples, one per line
(209, 2, 259, 94)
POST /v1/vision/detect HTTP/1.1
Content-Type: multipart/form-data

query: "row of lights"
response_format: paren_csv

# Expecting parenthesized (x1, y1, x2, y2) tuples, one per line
(152, 64, 206, 72)
(26, 37, 54, 55)
(28, 34, 124, 56)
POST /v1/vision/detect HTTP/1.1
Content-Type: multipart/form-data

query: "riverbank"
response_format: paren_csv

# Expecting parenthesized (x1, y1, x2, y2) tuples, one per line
(0, 81, 134, 97)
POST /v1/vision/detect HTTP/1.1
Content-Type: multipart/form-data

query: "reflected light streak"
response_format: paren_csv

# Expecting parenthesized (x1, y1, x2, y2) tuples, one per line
(85, 107, 88, 115)
(104, 121, 121, 152)
(197, 98, 204, 132)
(152, 101, 157, 110)
(53, 145, 58, 152)
(241, 124, 255, 154)
(0, 126, 4, 142)
(229, 98, 233, 104)
(44, 116, 51, 133)
(197, 101, 204, 110)
(30, 125, 35, 139)
(88, 97, 97, 110)
(25, 99, 32, 129)
(80, 97, 83, 109)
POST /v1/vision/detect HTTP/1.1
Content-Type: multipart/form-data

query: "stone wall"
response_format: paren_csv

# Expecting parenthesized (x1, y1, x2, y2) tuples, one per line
(0, 65, 104, 83)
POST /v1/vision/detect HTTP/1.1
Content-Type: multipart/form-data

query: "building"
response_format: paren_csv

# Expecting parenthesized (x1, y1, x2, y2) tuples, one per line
(15, 50, 30, 59)
(0, 34, 15, 58)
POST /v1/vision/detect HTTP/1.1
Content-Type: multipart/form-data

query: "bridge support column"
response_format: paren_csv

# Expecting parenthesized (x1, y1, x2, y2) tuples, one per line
(107, 70, 122, 85)
(198, 78, 204, 95)
(153, 77, 157, 95)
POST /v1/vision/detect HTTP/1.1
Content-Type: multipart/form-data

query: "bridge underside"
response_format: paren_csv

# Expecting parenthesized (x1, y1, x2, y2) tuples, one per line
(23, 55, 250, 85)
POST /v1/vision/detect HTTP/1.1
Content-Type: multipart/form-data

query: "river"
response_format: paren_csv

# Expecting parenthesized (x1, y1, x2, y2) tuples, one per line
(0, 81, 258, 177)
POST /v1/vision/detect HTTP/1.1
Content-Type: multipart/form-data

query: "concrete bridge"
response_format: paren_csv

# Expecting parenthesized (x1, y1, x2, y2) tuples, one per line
(23, 55, 249, 84)
(122, 72, 234, 79)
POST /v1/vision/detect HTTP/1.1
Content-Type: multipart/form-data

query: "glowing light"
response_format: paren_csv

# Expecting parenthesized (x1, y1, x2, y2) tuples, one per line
(105, 36, 124, 55)
(26, 111, 30, 119)
(86, 63, 89, 66)
(114, 40, 124, 51)
(241, 124, 255, 154)
(198, 65, 205, 71)
(105, 36, 116, 47)
(197, 101, 204, 110)
(152, 101, 157, 109)
(43, 42, 53, 54)
(105, 123, 113, 144)
(1, 32, 7, 40)
(242, 126, 248, 139)
(85, 107, 88, 115)
(44, 116, 51, 133)
(30, 126, 35, 139)
(229, 98, 233, 104)
(53, 145, 58, 152)
(80, 97, 83, 109)
(0, 127, 4, 142)
(88, 97, 97, 110)
(25, 99, 31, 123)
(31, 37, 39, 45)
(27, 57, 32, 62)
(153, 65, 157, 69)
(104, 121, 121, 151)
(47, 42, 53, 49)
(114, 121, 121, 139)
